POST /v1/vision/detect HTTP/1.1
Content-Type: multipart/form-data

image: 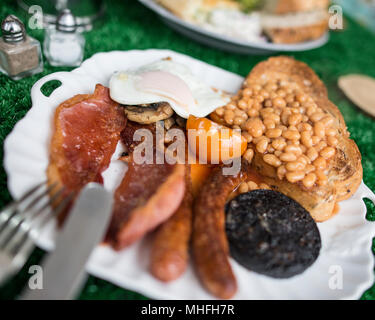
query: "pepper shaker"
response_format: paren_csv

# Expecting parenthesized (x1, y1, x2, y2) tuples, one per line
(44, 9, 85, 67)
(0, 15, 43, 80)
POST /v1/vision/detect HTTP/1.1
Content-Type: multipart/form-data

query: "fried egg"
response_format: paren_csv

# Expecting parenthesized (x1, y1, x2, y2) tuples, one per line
(109, 59, 230, 119)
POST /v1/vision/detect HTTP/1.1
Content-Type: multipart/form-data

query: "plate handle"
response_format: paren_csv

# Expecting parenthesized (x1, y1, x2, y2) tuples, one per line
(361, 183, 375, 206)
(30, 72, 71, 104)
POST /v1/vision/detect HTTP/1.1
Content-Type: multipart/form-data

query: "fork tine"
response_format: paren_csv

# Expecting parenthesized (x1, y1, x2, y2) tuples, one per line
(0, 182, 46, 230)
(9, 236, 35, 273)
(2, 187, 67, 253)
(5, 181, 46, 209)
(0, 183, 59, 248)
(9, 191, 75, 264)
(31, 190, 76, 239)
(21, 182, 59, 216)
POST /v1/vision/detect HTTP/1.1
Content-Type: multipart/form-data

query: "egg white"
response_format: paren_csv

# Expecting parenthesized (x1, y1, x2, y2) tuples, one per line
(109, 59, 230, 119)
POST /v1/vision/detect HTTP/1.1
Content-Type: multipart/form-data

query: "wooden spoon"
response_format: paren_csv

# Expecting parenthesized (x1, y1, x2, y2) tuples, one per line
(338, 74, 375, 117)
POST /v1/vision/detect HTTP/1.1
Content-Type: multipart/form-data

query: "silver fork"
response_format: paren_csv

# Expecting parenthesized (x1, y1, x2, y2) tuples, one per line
(0, 182, 74, 286)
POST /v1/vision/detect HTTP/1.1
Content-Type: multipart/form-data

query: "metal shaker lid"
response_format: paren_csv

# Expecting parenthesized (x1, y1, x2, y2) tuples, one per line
(56, 9, 77, 33)
(1, 15, 26, 43)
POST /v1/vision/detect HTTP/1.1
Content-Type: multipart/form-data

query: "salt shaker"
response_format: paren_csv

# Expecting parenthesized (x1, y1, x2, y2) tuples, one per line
(0, 15, 43, 80)
(44, 9, 85, 67)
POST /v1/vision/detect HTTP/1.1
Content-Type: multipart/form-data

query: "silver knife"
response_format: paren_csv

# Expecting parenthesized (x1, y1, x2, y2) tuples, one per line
(21, 183, 113, 300)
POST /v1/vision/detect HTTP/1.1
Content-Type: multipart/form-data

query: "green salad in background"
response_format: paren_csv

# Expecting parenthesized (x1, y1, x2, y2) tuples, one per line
(236, 0, 263, 12)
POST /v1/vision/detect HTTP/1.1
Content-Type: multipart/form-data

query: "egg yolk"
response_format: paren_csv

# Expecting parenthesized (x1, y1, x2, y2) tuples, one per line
(186, 115, 247, 164)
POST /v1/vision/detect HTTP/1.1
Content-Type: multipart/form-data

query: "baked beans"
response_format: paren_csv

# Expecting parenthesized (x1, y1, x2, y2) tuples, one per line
(238, 182, 249, 194)
(303, 173, 317, 188)
(243, 148, 254, 163)
(263, 154, 282, 167)
(286, 171, 305, 183)
(313, 157, 327, 170)
(286, 161, 306, 171)
(247, 181, 258, 190)
(256, 137, 269, 153)
(259, 183, 271, 190)
(280, 152, 297, 162)
(273, 141, 287, 153)
(266, 128, 282, 138)
(283, 130, 301, 141)
(213, 77, 338, 189)
(237, 180, 271, 195)
(277, 165, 287, 180)
(320, 146, 336, 159)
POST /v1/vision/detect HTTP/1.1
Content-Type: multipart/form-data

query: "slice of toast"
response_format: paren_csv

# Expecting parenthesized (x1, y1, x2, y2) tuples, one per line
(261, 10, 329, 44)
(246, 57, 362, 222)
(263, 0, 330, 14)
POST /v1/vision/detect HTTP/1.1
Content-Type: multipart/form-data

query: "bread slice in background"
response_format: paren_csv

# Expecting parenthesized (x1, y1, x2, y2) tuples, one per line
(261, 9, 329, 44)
(263, 0, 330, 14)
(157, 0, 329, 44)
(247, 57, 362, 222)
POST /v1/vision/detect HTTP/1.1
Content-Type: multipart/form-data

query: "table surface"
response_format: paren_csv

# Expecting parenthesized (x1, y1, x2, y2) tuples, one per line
(0, 0, 374, 300)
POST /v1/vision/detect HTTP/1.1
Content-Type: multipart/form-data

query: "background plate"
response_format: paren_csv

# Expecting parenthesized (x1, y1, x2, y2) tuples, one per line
(4, 50, 375, 299)
(138, 0, 329, 55)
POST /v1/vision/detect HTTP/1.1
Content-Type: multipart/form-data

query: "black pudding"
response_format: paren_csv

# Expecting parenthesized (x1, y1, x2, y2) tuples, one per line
(225, 190, 321, 278)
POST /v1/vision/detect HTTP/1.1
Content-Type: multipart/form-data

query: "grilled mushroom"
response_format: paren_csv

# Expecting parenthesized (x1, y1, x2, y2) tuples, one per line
(122, 102, 174, 124)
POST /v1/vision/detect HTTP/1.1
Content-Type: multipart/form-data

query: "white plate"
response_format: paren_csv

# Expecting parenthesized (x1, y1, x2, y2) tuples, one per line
(4, 50, 375, 300)
(138, 0, 329, 55)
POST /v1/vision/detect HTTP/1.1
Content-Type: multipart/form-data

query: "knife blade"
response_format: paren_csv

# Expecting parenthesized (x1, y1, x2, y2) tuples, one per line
(21, 183, 113, 300)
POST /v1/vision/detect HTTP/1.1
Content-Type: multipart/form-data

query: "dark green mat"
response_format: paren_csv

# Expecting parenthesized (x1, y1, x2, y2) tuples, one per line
(0, 0, 374, 300)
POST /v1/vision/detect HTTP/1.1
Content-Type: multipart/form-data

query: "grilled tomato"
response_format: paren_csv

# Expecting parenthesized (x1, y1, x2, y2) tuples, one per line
(186, 115, 247, 164)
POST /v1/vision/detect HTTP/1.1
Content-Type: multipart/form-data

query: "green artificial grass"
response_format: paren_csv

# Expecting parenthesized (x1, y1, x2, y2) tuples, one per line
(0, 0, 375, 300)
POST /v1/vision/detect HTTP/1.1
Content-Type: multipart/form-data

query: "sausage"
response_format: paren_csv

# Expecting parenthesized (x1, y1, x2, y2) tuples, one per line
(192, 161, 251, 299)
(150, 165, 193, 282)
